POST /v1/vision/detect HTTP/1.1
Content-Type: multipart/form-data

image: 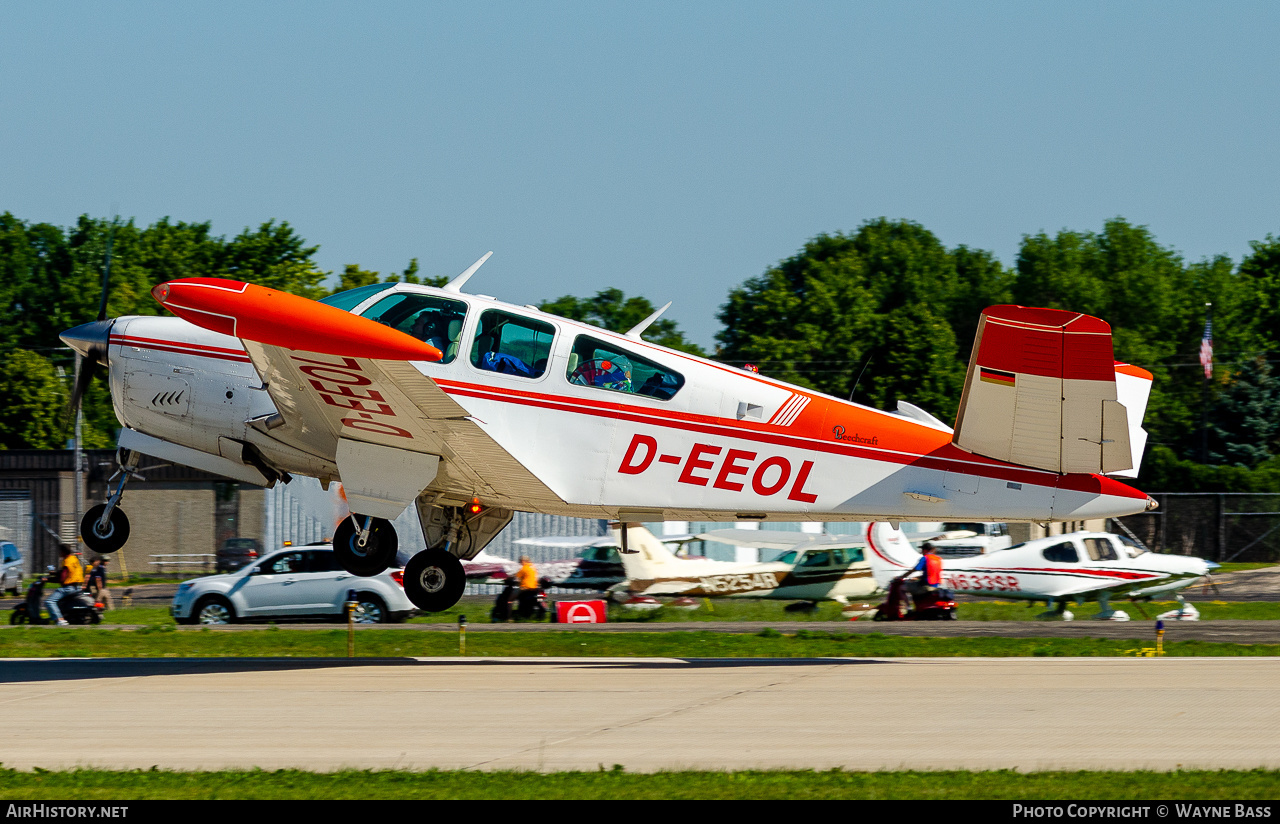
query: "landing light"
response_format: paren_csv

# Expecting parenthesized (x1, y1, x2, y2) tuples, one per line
(466, 497, 484, 516)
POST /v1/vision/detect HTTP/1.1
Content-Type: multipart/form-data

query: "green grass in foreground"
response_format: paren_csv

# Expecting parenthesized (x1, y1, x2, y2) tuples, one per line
(1, 767, 1277, 800)
(94, 599, 1280, 627)
(2, 626, 1276, 658)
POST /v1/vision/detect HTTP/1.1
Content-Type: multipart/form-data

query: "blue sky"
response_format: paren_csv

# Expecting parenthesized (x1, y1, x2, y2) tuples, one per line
(3, 1, 1277, 348)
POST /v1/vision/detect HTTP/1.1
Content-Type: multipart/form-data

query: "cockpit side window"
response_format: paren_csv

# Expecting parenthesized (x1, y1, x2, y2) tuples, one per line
(1083, 538, 1118, 562)
(1042, 542, 1079, 563)
(797, 550, 832, 568)
(470, 309, 556, 379)
(361, 293, 469, 364)
(566, 334, 685, 400)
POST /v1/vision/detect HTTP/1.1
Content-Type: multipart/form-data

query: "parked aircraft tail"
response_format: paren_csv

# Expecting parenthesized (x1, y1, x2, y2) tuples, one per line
(611, 525, 680, 580)
(952, 305, 1147, 476)
(864, 522, 920, 588)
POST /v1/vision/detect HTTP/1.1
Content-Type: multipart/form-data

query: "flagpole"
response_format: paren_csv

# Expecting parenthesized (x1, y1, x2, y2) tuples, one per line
(1200, 302, 1213, 463)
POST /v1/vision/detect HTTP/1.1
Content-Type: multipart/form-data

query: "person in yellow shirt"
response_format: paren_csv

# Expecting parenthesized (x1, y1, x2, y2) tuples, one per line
(515, 555, 540, 619)
(45, 544, 85, 626)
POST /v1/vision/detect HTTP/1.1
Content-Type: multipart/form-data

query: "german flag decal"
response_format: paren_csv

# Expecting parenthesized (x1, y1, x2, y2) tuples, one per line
(979, 367, 1017, 387)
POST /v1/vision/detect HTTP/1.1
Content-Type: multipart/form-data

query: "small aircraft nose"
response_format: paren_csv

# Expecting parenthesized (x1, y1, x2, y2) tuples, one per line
(1205, 561, 1221, 571)
(60, 319, 114, 366)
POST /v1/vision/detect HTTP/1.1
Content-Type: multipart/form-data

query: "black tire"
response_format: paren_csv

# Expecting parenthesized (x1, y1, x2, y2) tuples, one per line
(332, 516, 398, 577)
(193, 595, 236, 625)
(88, 611, 101, 625)
(81, 505, 130, 554)
(403, 549, 466, 612)
(352, 593, 389, 624)
(10, 606, 26, 625)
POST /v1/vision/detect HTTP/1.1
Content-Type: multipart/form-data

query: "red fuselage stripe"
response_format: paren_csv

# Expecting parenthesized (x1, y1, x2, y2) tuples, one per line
(436, 380, 1141, 497)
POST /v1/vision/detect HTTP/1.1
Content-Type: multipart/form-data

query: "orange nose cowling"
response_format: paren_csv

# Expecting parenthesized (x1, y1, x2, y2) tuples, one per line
(152, 278, 442, 362)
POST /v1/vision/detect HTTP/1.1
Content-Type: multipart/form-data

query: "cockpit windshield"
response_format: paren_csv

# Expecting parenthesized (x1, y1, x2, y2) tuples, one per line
(318, 283, 395, 312)
(1117, 535, 1148, 558)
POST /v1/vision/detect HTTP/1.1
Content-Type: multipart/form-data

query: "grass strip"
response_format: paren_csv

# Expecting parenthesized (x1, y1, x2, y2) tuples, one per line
(92, 599, 1280, 628)
(0, 767, 1277, 800)
(1, 626, 1277, 658)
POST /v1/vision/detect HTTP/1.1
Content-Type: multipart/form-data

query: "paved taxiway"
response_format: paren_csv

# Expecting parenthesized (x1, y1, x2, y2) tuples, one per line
(3, 657, 1278, 772)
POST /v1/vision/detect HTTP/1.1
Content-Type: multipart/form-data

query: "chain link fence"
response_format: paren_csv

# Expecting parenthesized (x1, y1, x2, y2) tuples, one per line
(1110, 493, 1280, 563)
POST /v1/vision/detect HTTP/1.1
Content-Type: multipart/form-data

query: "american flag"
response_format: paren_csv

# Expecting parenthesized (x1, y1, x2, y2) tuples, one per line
(1199, 317, 1213, 379)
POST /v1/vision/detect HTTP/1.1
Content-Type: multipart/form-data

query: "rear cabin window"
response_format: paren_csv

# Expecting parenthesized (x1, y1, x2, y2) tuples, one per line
(470, 309, 555, 379)
(1042, 542, 1079, 563)
(566, 335, 685, 400)
(361, 293, 469, 364)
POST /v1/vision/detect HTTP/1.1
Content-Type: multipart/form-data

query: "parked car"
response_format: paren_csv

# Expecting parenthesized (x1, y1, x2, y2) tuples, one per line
(1, 541, 23, 596)
(927, 522, 1014, 558)
(172, 545, 414, 624)
(216, 537, 263, 573)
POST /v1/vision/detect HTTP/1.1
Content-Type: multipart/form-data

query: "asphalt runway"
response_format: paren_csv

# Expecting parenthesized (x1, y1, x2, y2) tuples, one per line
(3, 656, 1278, 772)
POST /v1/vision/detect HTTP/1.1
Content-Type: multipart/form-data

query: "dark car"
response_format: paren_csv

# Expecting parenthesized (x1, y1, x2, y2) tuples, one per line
(216, 537, 262, 574)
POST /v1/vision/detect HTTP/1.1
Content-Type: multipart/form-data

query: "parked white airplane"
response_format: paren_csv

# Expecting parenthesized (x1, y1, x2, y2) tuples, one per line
(612, 526, 878, 604)
(864, 522, 1217, 620)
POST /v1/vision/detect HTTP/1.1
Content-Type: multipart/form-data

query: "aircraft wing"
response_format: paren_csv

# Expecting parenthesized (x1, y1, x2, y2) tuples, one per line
(699, 528, 865, 551)
(513, 535, 617, 551)
(152, 278, 563, 517)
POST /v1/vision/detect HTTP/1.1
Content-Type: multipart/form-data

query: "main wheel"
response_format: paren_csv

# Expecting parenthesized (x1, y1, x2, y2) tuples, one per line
(81, 505, 130, 554)
(194, 596, 236, 625)
(9, 606, 26, 625)
(403, 549, 466, 612)
(333, 516, 398, 577)
(352, 593, 389, 624)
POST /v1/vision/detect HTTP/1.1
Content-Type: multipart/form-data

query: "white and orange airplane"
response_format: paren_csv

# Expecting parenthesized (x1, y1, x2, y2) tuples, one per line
(61, 253, 1158, 612)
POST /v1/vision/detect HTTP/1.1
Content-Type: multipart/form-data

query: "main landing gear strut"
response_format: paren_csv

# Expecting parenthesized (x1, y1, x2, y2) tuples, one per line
(333, 514, 399, 577)
(80, 449, 140, 554)
(328, 506, 467, 611)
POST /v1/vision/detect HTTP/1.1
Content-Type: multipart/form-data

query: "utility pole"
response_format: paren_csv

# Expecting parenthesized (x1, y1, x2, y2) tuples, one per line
(1199, 302, 1213, 464)
(73, 354, 84, 549)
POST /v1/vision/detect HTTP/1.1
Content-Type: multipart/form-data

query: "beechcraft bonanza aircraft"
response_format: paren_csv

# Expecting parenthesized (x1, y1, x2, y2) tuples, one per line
(60, 252, 1160, 612)
(864, 522, 1215, 620)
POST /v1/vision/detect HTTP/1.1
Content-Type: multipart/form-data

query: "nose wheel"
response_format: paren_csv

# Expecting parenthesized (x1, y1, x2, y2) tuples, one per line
(80, 504, 131, 554)
(333, 514, 398, 577)
(403, 549, 465, 612)
(79, 448, 140, 554)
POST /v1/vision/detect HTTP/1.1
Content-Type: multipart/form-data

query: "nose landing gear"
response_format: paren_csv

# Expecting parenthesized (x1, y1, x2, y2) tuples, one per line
(80, 449, 141, 554)
(333, 514, 399, 577)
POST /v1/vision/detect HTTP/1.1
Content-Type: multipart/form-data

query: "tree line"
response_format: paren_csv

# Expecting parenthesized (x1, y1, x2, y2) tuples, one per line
(2, 211, 1278, 491)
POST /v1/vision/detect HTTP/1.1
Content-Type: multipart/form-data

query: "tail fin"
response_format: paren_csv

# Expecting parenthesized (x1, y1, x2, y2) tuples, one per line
(611, 526, 680, 580)
(953, 305, 1135, 475)
(865, 522, 919, 588)
(1110, 363, 1152, 478)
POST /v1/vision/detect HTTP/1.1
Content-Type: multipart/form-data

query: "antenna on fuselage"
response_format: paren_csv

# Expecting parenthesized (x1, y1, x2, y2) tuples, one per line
(625, 301, 672, 339)
(442, 251, 493, 293)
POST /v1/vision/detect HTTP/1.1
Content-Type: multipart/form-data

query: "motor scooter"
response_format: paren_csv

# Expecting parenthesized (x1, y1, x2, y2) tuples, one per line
(872, 575, 957, 621)
(9, 569, 103, 625)
(490, 577, 549, 622)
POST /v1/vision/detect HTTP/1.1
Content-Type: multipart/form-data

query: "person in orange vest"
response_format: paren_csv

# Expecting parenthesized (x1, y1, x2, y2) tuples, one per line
(901, 541, 943, 597)
(515, 555, 540, 619)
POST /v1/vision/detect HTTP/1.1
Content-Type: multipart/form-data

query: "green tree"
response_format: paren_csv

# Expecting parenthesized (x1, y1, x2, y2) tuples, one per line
(716, 219, 986, 420)
(539, 288, 706, 355)
(1206, 357, 1280, 468)
(0, 350, 71, 450)
(218, 220, 328, 298)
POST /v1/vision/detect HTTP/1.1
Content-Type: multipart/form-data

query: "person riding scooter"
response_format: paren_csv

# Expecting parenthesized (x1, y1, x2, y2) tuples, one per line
(45, 544, 86, 626)
(901, 541, 944, 597)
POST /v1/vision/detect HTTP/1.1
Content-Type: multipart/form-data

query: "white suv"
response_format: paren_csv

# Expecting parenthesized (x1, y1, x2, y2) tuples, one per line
(172, 545, 414, 625)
